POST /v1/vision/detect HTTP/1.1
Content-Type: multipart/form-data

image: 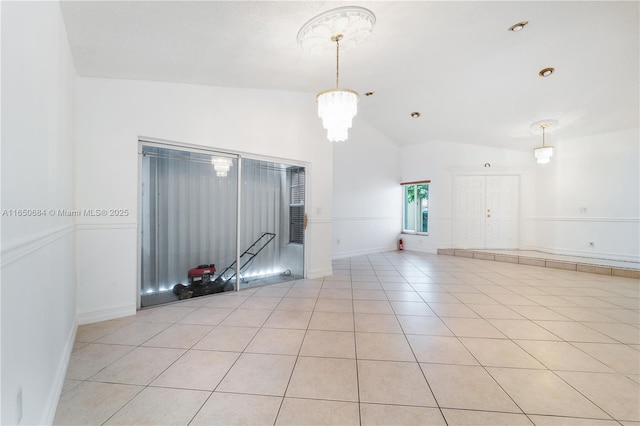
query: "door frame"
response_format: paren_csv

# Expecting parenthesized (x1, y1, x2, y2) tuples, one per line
(137, 137, 309, 309)
(451, 167, 524, 250)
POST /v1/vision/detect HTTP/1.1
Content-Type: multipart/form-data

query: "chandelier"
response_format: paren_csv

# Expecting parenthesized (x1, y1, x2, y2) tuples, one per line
(297, 6, 376, 142)
(211, 157, 233, 177)
(316, 35, 359, 142)
(534, 124, 554, 164)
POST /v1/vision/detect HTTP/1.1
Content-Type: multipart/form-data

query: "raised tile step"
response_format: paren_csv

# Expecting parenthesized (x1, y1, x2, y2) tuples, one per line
(437, 248, 640, 279)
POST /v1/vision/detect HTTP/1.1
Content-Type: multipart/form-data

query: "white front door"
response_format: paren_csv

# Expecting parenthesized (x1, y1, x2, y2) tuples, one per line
(485, 175, 519, 249)
(453, 175, 487, 248)
(453, 175, 519, 249)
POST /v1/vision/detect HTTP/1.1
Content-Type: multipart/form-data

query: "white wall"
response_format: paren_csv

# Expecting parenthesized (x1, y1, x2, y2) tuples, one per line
(332, 122, 401, 258)
(397, 129, 640, 263)
(74, 77, 334, 323)
(400, 140, 534, 253)
(528, 128, 640, 261)
(1, 2, 77, 424)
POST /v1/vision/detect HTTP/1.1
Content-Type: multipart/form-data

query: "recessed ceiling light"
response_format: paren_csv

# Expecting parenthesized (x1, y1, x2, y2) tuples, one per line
(410, 112, 421, 118)
(365, 91, 375, 96)
(508, 21, 529, 32)
(539, 67, 555, 77)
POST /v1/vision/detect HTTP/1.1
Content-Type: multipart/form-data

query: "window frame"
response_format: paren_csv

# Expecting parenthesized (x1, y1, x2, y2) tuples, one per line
(401, 180, 430, 235)
(288, 167, 305, 244)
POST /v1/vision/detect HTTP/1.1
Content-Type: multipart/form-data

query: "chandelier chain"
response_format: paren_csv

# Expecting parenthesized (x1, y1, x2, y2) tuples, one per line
(335, 37, 340, 88)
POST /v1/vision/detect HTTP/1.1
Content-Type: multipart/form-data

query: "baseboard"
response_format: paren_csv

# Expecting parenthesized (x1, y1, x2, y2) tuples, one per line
(400, 246, 438, 255)
(332, 245, 397, 259)
(77, 304, 136, 325)
(306, 268, 333, 280)
(40, 318, 77, 425)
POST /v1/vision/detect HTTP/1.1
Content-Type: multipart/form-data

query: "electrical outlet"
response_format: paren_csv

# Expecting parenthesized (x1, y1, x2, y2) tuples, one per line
(17, 387, 22, 424)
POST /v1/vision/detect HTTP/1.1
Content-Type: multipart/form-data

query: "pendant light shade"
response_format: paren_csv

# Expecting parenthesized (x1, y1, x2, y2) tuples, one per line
(316, 88, 359, 142)
(534, 124, 554, 164)
(211, 157, 233, 177)
(534, 146, 554, 164)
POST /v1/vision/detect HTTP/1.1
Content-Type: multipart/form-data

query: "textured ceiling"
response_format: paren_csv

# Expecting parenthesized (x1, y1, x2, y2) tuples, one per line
(60, 1, 639, 150)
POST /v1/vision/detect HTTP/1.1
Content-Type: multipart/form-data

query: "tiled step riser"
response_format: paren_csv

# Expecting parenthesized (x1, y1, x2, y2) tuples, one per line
(437, 249, 640, 279)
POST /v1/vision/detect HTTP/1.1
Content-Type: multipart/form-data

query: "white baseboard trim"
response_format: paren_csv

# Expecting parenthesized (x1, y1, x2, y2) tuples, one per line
(400, 246, 438, 255)
(332, 245, 397, 259)
(306, 268, 333, 280)
(41, 318, 77, 426)
(77, 304, 137, 325)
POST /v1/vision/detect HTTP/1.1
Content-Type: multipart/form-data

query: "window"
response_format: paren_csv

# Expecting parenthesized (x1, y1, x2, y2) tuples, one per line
(402, 181, 429, 234)
(289, 167, 305, 244)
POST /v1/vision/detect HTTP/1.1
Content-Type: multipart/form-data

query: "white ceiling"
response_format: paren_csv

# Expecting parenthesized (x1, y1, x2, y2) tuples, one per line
(60, 1, 639, 150)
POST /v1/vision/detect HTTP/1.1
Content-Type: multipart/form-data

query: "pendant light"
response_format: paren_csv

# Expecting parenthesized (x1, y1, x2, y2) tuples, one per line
(297, 6, 376, 142)
(211, 157, 233, 177)
(316, 34, 359, 142)
(534, 124, 554, 164)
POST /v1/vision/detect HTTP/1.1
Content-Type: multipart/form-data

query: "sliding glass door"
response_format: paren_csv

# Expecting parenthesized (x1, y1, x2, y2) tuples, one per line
(238, 160, 305, 289)
(140, 143, 304, 307)
(140, 145, 238, 307)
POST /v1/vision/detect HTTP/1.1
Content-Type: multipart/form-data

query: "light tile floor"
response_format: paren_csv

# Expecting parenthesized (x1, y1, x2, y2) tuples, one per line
(55, 251, 640, 425)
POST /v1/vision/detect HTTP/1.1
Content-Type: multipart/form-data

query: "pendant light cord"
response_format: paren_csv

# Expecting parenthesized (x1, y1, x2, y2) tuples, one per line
(333, 34, 343, 88)
(336, 37, 340, 88)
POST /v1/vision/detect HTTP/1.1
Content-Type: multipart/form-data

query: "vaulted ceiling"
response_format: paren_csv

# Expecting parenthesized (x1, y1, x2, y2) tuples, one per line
(60, 1, 639, 150)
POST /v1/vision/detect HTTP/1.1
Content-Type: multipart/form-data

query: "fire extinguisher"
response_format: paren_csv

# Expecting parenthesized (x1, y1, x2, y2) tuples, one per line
(398, 238, 404, 251)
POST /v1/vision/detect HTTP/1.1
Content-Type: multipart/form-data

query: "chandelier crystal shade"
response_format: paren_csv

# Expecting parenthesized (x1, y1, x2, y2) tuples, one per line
(211, 157, 233, 177)
(534, 124, 554, 164)
(534, 146, 554, 164)
(316, 88, 359, 142)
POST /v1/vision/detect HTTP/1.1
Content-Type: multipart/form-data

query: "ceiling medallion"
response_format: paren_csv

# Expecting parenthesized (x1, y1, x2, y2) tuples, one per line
(297, 6, 376, 55)
(530, 119, 558, 133)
